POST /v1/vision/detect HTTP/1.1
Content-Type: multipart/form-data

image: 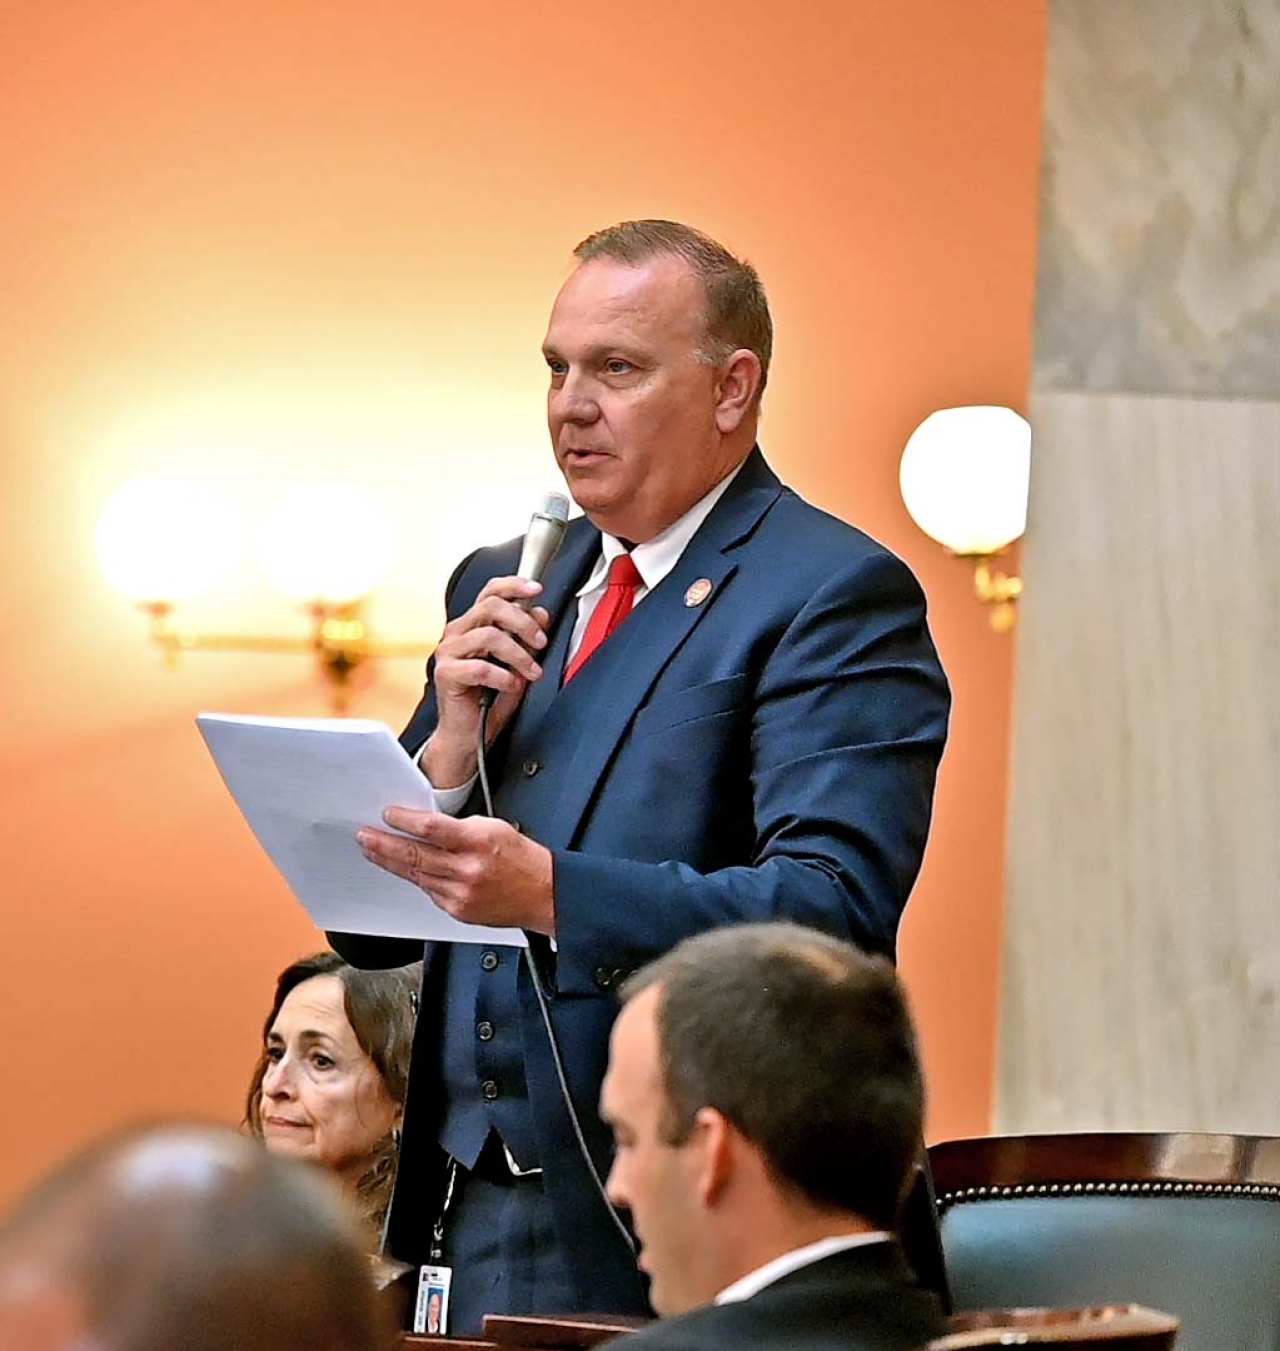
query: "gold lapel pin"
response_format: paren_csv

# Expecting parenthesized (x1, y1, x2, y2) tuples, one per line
(684, 578, 713, 608)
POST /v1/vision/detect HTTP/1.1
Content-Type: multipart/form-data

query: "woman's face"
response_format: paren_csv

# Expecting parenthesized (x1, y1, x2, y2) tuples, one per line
(259, 975, 398, 1183)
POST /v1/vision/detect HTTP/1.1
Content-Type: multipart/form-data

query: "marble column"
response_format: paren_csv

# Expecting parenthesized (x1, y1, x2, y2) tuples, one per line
(996, 0, 1280, 1133)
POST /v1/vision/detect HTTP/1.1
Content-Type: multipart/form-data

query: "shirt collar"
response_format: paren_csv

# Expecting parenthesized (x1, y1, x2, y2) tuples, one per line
(714, 1231, 892, 1306)
(575, 458, 747, 598)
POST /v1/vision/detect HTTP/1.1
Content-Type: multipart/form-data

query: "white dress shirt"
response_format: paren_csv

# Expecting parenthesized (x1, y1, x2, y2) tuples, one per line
(714, 1231, 892, 1305)
(425, 460, 746, 811)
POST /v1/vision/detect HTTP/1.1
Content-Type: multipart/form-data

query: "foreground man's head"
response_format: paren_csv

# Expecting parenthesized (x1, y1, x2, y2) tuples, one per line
(0, 1123, 393, 1351)
(601, 922, 925, 1316)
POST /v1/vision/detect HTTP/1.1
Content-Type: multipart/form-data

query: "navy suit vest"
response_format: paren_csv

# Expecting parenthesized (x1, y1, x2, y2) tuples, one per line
(435, 939, 535, 1168)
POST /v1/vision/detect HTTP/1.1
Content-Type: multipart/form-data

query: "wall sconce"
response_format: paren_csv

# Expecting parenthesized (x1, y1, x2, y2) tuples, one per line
(96, 480, 433, 713)
(899, 406, 1031, 631)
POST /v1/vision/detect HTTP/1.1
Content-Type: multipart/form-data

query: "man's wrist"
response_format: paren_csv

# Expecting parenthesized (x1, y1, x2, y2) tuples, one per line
(420, 732, 477, 791)
(415, 737, 478, 816)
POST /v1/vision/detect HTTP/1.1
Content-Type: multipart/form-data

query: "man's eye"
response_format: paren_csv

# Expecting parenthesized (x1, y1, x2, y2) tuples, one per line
(605, 359, 632, 375)
(546, 358, 567, 376)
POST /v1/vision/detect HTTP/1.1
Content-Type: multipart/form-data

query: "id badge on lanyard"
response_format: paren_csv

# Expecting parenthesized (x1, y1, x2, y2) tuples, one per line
(413, 1159, 457, 1336)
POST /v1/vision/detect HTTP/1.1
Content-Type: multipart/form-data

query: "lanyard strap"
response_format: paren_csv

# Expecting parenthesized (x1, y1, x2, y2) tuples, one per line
(429, 1157, 459, 1264)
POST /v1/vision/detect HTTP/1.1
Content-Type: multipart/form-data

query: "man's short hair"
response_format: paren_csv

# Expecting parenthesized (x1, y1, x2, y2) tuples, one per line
(573, 219, 773, 401)
(0, 1124, 392, 1351)
(621, 923, 924, 1229)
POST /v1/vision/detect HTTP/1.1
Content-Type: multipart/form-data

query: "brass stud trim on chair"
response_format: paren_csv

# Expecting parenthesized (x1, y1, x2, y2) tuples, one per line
(938, 1180, 1280, 1213)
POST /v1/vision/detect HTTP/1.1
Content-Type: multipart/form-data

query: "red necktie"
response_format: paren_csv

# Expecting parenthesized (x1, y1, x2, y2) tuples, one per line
(563, 552, 643, 684)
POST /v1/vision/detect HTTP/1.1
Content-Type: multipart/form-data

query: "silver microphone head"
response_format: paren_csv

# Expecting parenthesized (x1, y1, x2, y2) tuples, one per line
(536, 492, 570, 524)
(517, 492, 571, 585)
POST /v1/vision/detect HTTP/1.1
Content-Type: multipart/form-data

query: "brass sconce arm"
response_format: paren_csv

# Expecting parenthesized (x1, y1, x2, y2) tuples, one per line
(140, 601, 434, 714)
(963, 554, 1023, 632)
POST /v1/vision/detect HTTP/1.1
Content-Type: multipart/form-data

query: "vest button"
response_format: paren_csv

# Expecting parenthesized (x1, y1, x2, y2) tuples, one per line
(481, 1079, 499, 1102)
(522, 759, 542, 778)
(480, 951, 499, 972)
(477, 1020, 495, 1041)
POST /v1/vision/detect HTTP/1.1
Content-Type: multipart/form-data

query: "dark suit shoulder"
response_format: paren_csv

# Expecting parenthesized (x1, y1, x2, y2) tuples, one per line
(766, 483, 918, 576)
(738, 490, 933, 645)
(616, 1247, 943, 1351)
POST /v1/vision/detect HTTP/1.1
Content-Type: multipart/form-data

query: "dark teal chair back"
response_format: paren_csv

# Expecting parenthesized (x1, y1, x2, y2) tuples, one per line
(930, 1134, 1280, 1351)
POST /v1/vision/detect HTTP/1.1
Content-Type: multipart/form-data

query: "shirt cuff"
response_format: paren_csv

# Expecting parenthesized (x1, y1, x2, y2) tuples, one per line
(414, 742, 476, 816)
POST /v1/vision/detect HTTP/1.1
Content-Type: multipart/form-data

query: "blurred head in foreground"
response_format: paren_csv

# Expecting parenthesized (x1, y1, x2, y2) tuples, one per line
(0, 1123, 394, 1351)
(600, 922, 925, 1316)
(245, 951, 421, 1236)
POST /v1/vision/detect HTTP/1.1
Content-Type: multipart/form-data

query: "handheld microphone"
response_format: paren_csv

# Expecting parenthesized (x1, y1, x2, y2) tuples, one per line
(479, 492, 570, 710)
(513, 492, 571, 606)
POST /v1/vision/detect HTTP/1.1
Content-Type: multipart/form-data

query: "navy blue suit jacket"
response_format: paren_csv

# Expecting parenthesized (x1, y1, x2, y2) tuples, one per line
(616, 1241, 944, 1351)
(332, 448, 950, 1312)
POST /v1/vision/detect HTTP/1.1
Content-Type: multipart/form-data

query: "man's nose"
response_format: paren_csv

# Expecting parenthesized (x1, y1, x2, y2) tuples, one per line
(552, 373, 600, 425)
(604, 1157, 629, 1211)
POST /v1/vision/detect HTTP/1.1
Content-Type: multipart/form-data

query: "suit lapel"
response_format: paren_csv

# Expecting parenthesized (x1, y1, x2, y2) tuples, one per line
(538, 449, 783, 852)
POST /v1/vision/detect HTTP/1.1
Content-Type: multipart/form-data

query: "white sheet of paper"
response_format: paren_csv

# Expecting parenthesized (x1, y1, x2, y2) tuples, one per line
(196, 712, 527, 947)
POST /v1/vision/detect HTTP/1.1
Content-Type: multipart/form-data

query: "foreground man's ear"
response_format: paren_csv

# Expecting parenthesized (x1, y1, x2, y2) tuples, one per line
(691, 1106, 735, 1207)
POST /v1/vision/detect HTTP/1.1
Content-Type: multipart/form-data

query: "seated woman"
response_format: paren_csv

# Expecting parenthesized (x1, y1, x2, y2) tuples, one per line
(245, 951, 421, 1239)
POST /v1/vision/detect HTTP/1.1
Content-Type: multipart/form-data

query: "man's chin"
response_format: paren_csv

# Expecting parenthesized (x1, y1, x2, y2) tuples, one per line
(644, 1270, 698, 1320)
(560, 474, 612, 510)
(564, 487, 646, 542)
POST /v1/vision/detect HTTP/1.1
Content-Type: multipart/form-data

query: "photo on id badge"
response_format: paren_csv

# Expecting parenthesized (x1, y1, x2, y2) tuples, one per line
(415, 1265, 451, 1335)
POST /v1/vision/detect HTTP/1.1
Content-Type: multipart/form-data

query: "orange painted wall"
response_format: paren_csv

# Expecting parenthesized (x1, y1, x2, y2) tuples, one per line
(0, 1, 1044, 1208)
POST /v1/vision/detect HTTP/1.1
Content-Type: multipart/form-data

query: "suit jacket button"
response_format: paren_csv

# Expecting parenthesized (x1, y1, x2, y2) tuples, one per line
(594, 967, 614, 991)
(477, 1020, 495, 1041)
(511, 820, 523, 834)
(481, 1079, 499, 1102)
(612, 968, 629, 988)
(481, 950, 499, 972)
(522, 759, 541, 778)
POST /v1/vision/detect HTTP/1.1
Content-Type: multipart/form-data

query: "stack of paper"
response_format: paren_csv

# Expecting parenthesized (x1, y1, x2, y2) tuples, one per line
(197, 712, 526, 947)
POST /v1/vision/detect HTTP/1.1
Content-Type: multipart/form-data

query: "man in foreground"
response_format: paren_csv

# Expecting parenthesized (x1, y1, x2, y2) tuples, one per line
(0, 1124, 393, 1351)
(342, 220, 950, 1327)
(600, 922, 944, 1350)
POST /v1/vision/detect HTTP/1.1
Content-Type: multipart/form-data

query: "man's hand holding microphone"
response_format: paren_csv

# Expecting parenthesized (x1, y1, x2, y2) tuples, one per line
(357, 495, 570, 936)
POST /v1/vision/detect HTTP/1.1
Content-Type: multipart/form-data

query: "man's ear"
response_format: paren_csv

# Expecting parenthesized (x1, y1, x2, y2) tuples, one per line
(714, 350, 763, 434)
(690, 1107, 735, 1207)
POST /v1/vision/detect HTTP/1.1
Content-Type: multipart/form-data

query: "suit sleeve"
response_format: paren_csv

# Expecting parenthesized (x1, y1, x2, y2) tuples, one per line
(550, 548, 950, 994)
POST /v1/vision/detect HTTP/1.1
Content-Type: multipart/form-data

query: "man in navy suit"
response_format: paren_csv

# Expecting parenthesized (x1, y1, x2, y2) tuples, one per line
(341, 220, 949, 1332)
(600, 923, 944, 1351)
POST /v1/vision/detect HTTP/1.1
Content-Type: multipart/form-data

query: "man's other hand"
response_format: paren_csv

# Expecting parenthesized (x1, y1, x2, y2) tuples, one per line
(357, 809, 556, 936)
